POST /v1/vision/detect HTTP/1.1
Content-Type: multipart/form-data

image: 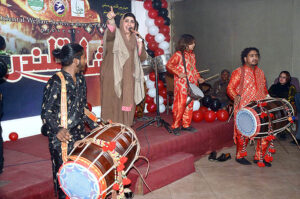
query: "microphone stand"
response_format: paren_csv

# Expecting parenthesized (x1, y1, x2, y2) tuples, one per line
(136, 58, 173, 133)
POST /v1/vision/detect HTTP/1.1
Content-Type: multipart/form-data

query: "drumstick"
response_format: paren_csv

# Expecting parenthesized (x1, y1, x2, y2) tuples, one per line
(204, 74, 219, 82)
(227, 96, 241, 123)
(197, 69, 210, 74)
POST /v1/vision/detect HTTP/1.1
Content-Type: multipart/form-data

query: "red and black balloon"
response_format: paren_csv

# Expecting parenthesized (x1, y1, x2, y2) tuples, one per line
(144, 0, 170, 57)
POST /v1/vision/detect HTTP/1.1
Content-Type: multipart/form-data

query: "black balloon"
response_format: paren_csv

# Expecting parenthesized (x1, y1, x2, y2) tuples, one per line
(147, 49, 155, 58)
(201, 95, 212, 108)
(164, 16, 171, 26)
(152, 0, 162, 10)
(158, 8, 169, 17)
(210, 98, 221, 111)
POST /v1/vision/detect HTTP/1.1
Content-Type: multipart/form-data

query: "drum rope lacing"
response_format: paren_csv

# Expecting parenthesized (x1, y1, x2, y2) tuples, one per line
(68, 123, 142, 199)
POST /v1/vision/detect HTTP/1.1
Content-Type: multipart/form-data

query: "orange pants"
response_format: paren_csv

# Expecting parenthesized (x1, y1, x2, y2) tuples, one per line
(236, 132, 270, 160)
(172, 92, 194, 129)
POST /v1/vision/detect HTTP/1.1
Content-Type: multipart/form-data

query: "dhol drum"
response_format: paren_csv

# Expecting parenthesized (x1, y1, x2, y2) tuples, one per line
(58, 123, 140, 199)
(236, 98, 295, 139)
(189, 83, 204, 99)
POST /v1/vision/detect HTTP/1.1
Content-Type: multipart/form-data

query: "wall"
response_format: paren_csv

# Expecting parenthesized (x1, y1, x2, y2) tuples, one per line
(171, 0, 300, 86)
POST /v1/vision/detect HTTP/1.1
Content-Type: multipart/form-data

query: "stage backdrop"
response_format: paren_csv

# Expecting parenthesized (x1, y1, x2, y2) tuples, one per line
(0, 0, 131, 141)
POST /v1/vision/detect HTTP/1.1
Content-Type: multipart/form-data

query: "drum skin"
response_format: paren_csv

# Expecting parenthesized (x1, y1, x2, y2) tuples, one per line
(59, 124, 139, 198)
(237, 98, 294, 138)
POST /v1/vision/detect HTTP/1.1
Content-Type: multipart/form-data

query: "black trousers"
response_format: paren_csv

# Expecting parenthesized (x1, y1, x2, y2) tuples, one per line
(49, 146, 67, 199)
(0, 125, 3, 173)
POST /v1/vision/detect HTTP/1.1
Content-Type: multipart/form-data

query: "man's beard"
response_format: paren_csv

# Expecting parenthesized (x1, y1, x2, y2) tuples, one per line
(77, 63, 85, 73)
(250, 61, 258, 66)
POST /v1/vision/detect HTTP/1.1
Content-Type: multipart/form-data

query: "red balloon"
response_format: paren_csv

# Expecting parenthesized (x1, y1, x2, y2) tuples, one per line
(143, 0, 153, 10)
(199, 106, 208, 113)
(154, 16, 165, 27)
(159, 25, 170, 35)
(161, 0, 168, 8)
(159, 87, 167, 97)
(193, 110, 204, 122)
(147, 103, 157, 113)
(163, 98, 167, 105)
(164, 34, 170, 42)
(9, 132, 18, 141)
(155, 48, 164, 57)
(145, 95, 154, 104)
(147, 41, 159, 51)
(148, 9, 158, 19)
(155, 80, 164, 89)
(204, 110, 217, 122)
(87, 102, 92, 111)
(149, 72, 156, 81)
(217, 110, 229, 121)
(145, 34, 155, 43)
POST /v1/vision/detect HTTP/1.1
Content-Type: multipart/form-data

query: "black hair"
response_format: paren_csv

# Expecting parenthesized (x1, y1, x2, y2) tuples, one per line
(0, 35, 6, 51)
(52, 43, 84, 67)
(176, 34, 195, 52)
(241, 47, 260, 65)
(123, 12, 137, 30)
(279, 70, 291, 85)
(221, 69, 230, 75)
(135, 21, 139, 31)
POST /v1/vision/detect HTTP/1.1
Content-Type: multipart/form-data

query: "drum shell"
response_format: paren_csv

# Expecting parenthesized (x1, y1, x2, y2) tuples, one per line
(68, 125, 139, 196)
(238, 98, 294, 138)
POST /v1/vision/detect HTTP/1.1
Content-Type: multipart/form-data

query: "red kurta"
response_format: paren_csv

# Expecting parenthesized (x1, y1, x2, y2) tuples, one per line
(227, 65, 270, 162)
(166, 50, 201, 129)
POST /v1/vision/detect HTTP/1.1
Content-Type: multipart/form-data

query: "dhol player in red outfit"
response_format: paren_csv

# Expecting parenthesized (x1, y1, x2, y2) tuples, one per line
(166, 34, 204, 135)
(227, 47, 273, 167)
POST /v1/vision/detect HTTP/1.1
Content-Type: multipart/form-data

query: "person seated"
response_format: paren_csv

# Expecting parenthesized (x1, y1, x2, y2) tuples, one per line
(269, 71, 296, 103)
(293, 92, 300, 144)
(269, 71, 297, 140)
(210, 69, 231, 108)
(199, 82, 212, 95)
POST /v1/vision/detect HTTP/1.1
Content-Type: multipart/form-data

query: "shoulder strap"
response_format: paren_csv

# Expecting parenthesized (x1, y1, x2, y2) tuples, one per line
(56, 72, 68, 162)
(239, 66, 245, 96)
(181, 51, 191, 89)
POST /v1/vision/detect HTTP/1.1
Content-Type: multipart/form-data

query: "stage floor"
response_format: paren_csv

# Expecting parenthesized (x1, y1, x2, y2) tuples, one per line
(0, 113, 234, 199)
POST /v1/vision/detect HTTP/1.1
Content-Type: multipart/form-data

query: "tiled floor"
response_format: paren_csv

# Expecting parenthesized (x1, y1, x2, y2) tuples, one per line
(134, 137, 300, 199)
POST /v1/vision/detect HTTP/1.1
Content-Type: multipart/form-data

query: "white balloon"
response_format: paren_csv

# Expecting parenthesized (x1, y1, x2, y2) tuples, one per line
(155, 33, 165, 43)
(158, 41, 170, 50)
(193, 100, 200, 111)
(164, 49, 170, 54)
(159, 104, 166, 113)
(154, 95, 164, 105)
(144, 75, 149, 81)
(144, 103, 149, 113)
(145, 17, 155, 27)
(146, 80, 155, 89)
(148, 88, 156, 98)
(148, 26, 159, 36)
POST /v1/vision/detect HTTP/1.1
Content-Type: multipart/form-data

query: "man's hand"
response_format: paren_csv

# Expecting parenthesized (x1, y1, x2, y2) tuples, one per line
(178, 73, 187, 78)
(56, 128, 72, 143)
(234, 95, 241, 107)
(107, 6, 116, 20)
(198, 77, 205, 84)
